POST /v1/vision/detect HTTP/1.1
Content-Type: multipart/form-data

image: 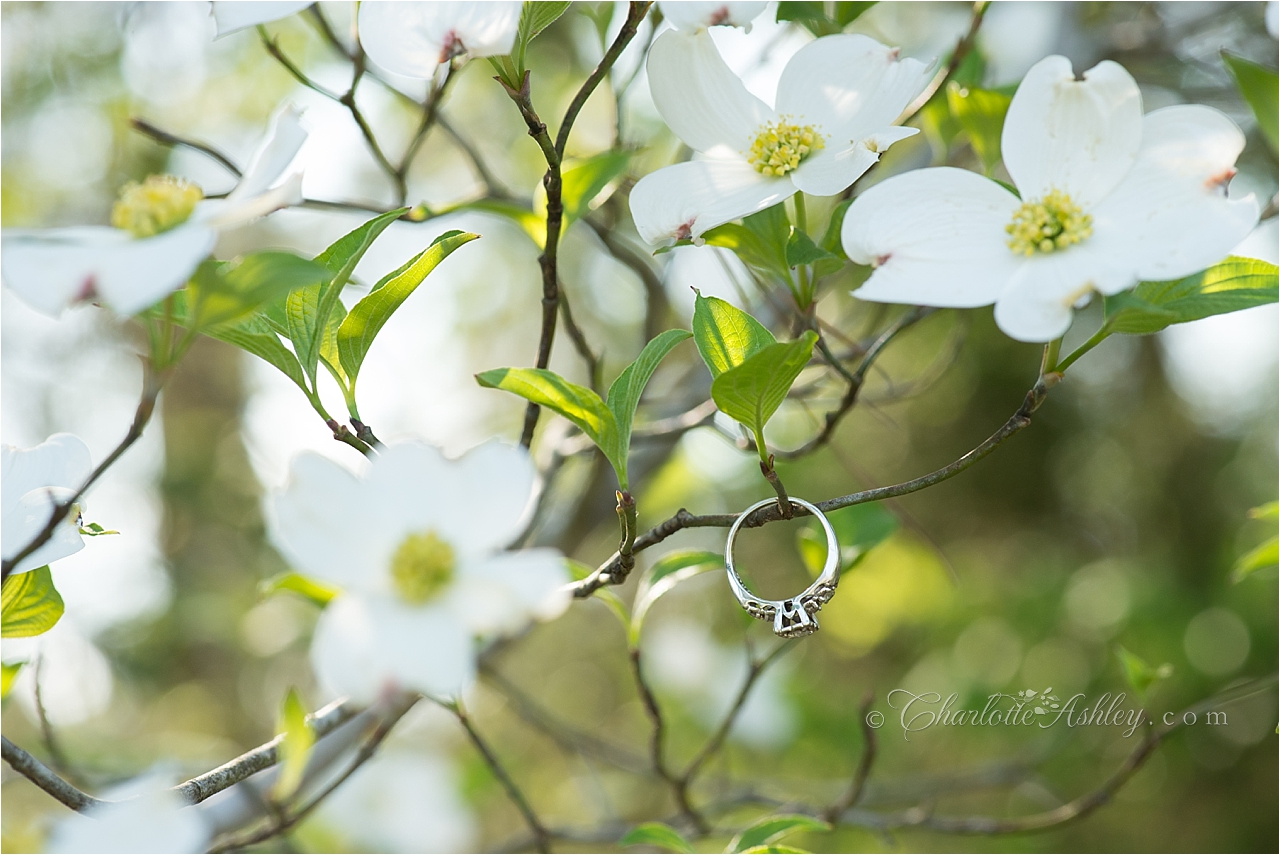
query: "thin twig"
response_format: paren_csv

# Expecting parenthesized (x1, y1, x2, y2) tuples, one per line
(824, 691, 879, 822)
(570, 374, 1059, 597)
(629, 647, 706, 833)
(902, 0, 990, 119)
(129, 118, 242, 177)
(558, 285, 603, 391)
(1, 737, 103, 813)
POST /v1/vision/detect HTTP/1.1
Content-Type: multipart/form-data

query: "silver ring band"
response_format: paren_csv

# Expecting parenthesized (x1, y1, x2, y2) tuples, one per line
(724, 497, 840, 638)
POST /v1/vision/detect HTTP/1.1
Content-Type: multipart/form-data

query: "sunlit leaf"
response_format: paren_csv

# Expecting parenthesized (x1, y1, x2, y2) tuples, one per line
(1233, 536, 1278, 582)
(630, 550, 723, 647)
(337, 231, 479, 381)
(79, 522, 119, 536)
(259, 572, 340, 607)
(272, 687, 315, 801)
(207, 312, 310, 393)
(1116, 645, 1172, 698)
(797, 501, 898, 576)
(1223, 51, 1278, 153)
(1, 661, 23, 700)
(946, 81, 1012, 174)
(606, 329, 693, 476)
(192, 251, 329, 328)
(1103, 257, 1279, 335)
(729, 815, 830, 853)
(513, 1, 572, 73)
(620, 821, 694, 853)
(1249, 501, 1278, 522)
(785, 228, 837, 268)
(710, 332, 818, 439)
(1, 566, 64, 638)
(561, 150, 634, 224)
(692, 292, 777, 379)
(776, 1, 875, 36)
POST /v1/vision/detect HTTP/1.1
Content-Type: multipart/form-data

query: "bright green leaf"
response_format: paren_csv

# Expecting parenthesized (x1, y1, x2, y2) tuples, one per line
(1223, 51, 1278, 153)
(1, 661, 23, 700)
(513, 1, 572, 72)
(606, 329, 693, 473)
(458, 199, 545, 246)
(561, 150, 634, 224)
(273, 687, 315, 801)
(476, 368, 624, 481)
(259, 572, 340, 607)
(1249, 501, 1279, 522)
(1233, 536, 1278, 582)
(692, 292, 777, 379)
(79, 522, 119, 536)
(776, 1, 875, 35)
(730, 815, 830, 853)
(701, 223, 788, 279)
(710, 331, 818, 437)
(796, 501, 898, 576)
(207, 312, 310, 393)
(1116, 646, 1173, 698)
(1103, 256, 1279, 335)
(288, 209, 407, 386)
(1, 566, 64, 638)
(194, 252, 329, 328)
(620, 821, 694, 854)
(743, 204, 793, 271)
(630, 550, 723, 647)
(337, 231, 479, 381)
(946, 81, 1012, 174)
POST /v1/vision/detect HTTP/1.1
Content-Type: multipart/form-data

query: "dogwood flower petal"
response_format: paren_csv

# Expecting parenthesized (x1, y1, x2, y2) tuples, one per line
(630, 159, 794, 243)
(210, 1, 313, 38)
(993, 253, 1099, 342)
(790, 127, 918, 196)
(224, 104, 307, 202)
(1002, 56, 1142, 208)
(659, 1, 767, 32)
(647, 29, 773, 157)
(271, 453, 400, 594)
(845, 167, 1022, 308)
(774, 35, 930, 143)
(1087, 105, 1260, 288)
(358, 1, 522, 80)
(310, 594, 474, 703)
(2, 434, 93, 575)
(450, 549, 570, 635)
(47, 771, 209, 854)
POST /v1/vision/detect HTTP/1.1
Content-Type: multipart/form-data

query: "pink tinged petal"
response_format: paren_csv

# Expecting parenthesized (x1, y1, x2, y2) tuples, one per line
(1088, 105, 1260, 289)
(451, 550, 570, 635)
(2, 225, 217, 317)
(788, 127, 918, 196)
(224, 103, 307, 202)
(658, 1, 768, 31)
(358, 1, 521, 79)
(211, 1, 314, 38)
(647, 29, 774, 157)
(630, 159, 794, 244)
(271, 453, 396, 594)
(775, 35, 931, 141)
(310, 595, 475, 704)
(844, 167, 1021, 308)
(1001, 56, 1142, 208)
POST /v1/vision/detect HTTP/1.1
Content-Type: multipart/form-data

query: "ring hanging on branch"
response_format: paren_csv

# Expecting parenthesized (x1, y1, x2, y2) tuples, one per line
(725, 497, 839, 638)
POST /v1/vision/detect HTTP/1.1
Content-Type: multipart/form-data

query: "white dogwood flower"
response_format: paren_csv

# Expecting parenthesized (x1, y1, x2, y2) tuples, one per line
(209, 1, 313, 37)
(630, 30, 931, 244)
(2, 433, 92, 576)
(46, 771, 209, 854)
(842, 56, 1260, 342)
(271, 442, 569, 704)
(358, 1, 523, 80)
(658, 1, 767, 32)
(1, 105, 307, 317)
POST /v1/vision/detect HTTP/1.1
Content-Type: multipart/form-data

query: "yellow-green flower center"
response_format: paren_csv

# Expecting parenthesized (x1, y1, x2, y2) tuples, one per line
(1005, 189, 1093, 257)
(110, 175, 204, 238)
(748, 119, 825, 177)
(390, 530, 456, 606)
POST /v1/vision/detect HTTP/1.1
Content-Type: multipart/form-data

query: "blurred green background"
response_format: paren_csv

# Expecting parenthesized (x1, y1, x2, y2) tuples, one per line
(1, 2, 1276, 852)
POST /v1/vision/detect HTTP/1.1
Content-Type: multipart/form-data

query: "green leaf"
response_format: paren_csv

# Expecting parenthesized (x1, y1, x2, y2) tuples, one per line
(337, 231, 479, 382)
(819, 199, 852, 257)
(459, 199, 545, 246)
(606, 329, 693, 473)
(476, 368, 624, 482)
(259, 572, 339, 607)
(785, 228, 837, 268)
(741, 847, 810, 854)
(513, 1, 572, 73)
(79, 522, 119, 536)
(1223, 51, 1279, 153)
(193, 252, 329, 328)
(710, 331, 818, 436)
(1249, 501, 1279, 522)
(1103, 256, 1279, 335)
(288, 209, 407, 387)
(692, 292, 777, 379)
(630, 550, 723, 647)
(1116, 646, 1173, 698)
(1, 661, 23, 700)
(273, 687, 315, 801)
(743, 204, 793, 272)
(620, 822, 694, 854)
(207, 312, 310, 393)
(730, 815, 830, 853)
(1, 566, 64, 638)
(561, 150, 633, 224)
(1233, 536, 1278, 582)
(701, 223, 788, 279)
(776, 1, 875, 35)
(796, 501, 898, 576)
(946, 81, 1012, 174)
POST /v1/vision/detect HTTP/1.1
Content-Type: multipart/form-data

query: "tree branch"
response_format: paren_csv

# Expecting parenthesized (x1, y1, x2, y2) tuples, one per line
(629, 647, 706, 833)
(1, 737, 103, 813)
(824, 691, 879, 822)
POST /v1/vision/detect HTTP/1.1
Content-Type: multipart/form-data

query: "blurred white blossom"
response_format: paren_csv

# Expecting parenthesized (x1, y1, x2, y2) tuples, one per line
(2, 433, 91, 575)
(46, 771, 209, 854)
(359, 1, 522, 81)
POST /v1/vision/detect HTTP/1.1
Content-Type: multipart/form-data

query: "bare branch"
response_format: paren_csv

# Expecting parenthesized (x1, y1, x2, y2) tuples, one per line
(129, 118, 243, 178)
(824, 691, 879, 822)
(1, 737, 104, 813)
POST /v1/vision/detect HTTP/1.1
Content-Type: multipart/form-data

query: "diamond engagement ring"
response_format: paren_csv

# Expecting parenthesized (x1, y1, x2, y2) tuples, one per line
(724, 497, 840, 638)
